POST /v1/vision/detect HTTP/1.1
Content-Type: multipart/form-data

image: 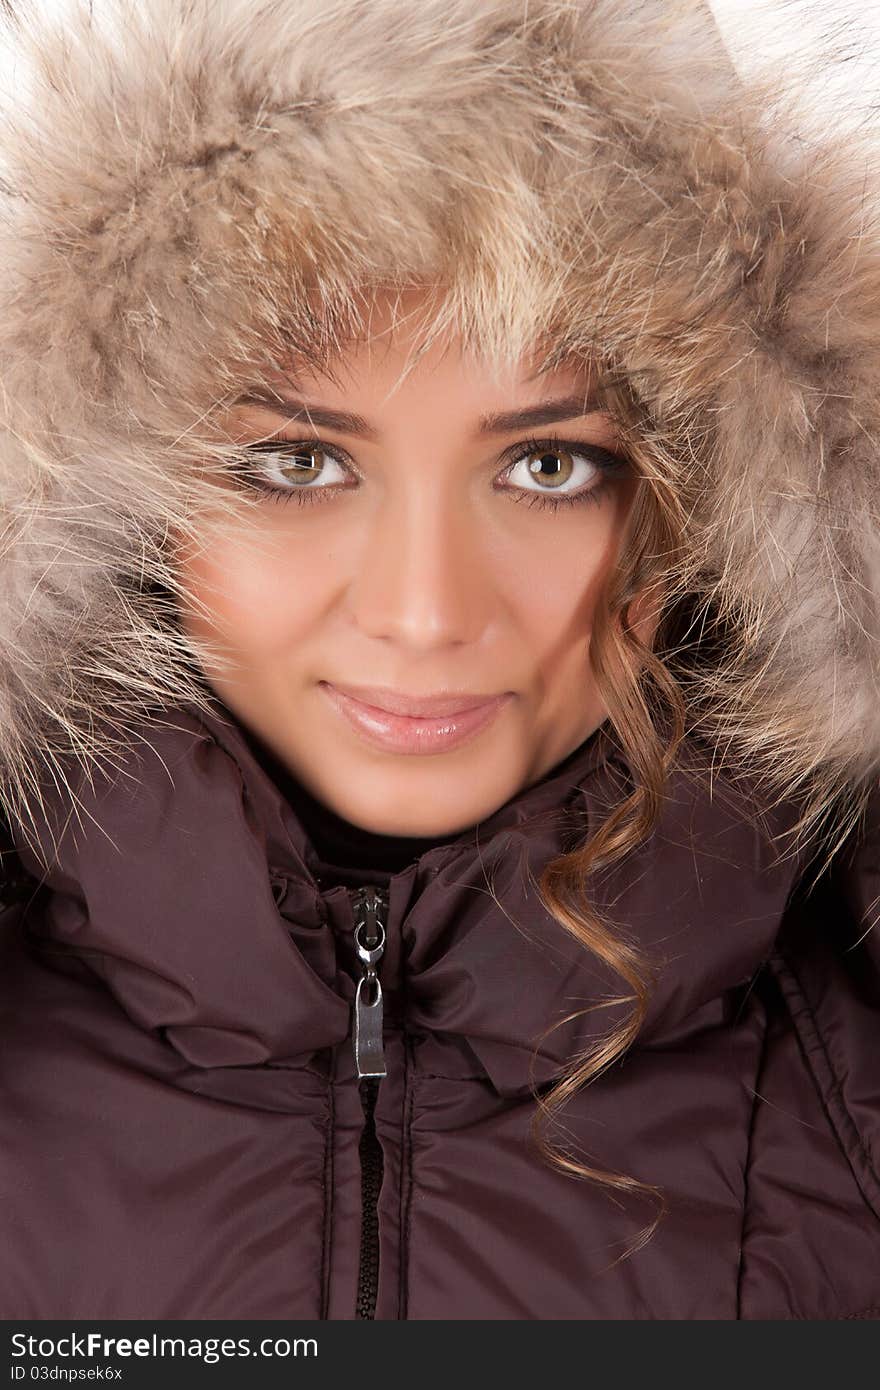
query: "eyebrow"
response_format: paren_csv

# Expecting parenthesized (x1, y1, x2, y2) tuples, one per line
(231, 391, 603, 440)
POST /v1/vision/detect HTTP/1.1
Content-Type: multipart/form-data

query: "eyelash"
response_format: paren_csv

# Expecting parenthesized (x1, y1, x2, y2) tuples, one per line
(233, 434, 627, 512)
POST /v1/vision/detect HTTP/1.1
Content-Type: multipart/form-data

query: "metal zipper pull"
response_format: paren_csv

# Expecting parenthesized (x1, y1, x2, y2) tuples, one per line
(351, 886, 389, 1078)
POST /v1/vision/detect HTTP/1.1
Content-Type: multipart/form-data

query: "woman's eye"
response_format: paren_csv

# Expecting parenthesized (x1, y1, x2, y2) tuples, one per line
(500, 439, 624, 508)
(237, 440, 351, 495)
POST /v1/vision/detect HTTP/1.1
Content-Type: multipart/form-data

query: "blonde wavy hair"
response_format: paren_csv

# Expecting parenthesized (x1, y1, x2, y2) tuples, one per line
(519, 363, 840, 1270)
(508, 364, 688, 1269)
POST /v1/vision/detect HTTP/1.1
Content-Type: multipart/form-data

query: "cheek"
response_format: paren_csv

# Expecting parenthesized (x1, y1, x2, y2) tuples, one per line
(503, 509, 619, 646)
(174, 523, 325, 656)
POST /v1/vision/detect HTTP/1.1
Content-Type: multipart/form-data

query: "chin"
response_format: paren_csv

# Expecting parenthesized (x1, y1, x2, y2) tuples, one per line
(335, 788, 494, 839)
(344, 809, 454, 839)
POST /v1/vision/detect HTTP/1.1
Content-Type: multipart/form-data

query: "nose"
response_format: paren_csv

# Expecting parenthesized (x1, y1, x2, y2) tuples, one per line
(345, 482, 494, 652)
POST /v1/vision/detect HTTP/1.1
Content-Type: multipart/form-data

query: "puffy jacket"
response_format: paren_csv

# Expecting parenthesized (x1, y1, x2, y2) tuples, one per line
(2, 0, 880, 1322)
(0, 694, 878, 1320)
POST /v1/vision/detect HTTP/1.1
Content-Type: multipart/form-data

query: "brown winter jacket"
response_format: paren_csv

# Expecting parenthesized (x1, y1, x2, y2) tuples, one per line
(3, 0, 880, 1323)
(0, 693, 879, 1320)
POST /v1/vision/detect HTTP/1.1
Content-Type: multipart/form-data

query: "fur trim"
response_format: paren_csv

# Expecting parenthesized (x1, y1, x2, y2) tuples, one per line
(1, 0, 879, 854)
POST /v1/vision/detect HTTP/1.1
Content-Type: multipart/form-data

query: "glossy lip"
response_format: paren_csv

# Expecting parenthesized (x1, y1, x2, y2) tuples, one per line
(325, 681, 508, 717)
(320, 682, 513, 755)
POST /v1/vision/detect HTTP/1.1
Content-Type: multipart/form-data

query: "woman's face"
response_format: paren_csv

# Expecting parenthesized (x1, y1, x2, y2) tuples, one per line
(176, 292, 645, 837)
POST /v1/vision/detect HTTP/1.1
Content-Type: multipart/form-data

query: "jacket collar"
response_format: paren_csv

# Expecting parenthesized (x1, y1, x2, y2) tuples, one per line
(196, 693, 628, 888)
(14, 696, 808, 1098)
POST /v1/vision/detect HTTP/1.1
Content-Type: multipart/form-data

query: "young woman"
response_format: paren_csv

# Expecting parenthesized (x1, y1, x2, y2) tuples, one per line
(0, 0, 879, 1321)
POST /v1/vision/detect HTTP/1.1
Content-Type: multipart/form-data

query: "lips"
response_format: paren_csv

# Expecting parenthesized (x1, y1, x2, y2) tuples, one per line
(319, 682, 512, 755)
(323, 682, 507, 718)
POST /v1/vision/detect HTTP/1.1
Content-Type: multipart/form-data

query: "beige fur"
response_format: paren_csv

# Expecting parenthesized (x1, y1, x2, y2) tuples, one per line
(1, 0, 879, 855)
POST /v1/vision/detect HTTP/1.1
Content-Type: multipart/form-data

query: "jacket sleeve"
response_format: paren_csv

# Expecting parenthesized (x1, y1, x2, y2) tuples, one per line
(737, 792, 880, 1319)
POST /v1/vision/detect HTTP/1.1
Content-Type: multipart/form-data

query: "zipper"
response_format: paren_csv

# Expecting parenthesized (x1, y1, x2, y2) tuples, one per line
(352, 885, 388, 1080)
(349, 884, 389, 1320)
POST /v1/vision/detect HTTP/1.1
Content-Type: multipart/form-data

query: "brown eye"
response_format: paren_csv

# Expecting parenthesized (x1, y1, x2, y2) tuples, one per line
(277, 445, 325, 483)
(252, 442, 329, 484)
(241, 440, 353, 493)
(524, 447, 576, 489)
(503, 436, 622, 501)
(497, 435, 627, 512)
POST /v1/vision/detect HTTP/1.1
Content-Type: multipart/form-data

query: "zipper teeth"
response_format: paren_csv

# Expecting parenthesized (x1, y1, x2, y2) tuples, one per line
(355, 1075, 383, 1319)
(351, 886, 389, 1321)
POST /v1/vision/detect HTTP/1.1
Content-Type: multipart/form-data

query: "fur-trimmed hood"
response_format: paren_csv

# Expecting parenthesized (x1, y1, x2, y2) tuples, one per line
(1, 0, 880, 854)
